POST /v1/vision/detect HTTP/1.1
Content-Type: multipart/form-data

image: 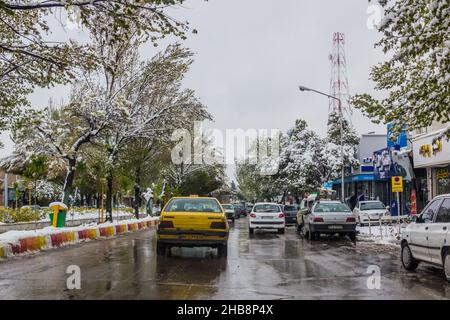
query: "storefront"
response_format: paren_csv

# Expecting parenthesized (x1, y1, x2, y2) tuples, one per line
(331, 173, 390, 206)
(412, 129, 450, 200)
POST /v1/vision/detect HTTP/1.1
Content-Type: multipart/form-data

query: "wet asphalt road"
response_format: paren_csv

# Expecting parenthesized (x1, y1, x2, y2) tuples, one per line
(0, 217, 449, 300)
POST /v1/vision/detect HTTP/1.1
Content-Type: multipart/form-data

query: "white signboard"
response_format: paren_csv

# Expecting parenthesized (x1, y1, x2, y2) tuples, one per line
(412, 130, 450, 168)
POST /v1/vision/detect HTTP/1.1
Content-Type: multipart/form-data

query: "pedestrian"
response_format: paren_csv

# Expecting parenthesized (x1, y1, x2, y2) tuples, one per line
(349, 194, 357, 210)
(357, 193, 365, 203)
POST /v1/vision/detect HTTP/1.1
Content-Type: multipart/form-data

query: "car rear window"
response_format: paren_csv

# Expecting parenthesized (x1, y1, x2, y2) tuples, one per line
(314, 203, 351, 213)
(165, 198, 222, 213)
(284, 205, 296, 211)
(222, 204, 233, 210)
(360, 202, 385, 210)
(254, 204, 281, 213)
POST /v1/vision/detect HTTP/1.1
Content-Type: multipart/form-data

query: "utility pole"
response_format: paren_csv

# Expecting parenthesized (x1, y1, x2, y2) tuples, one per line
(339, 99, 345, 203)
(4, 173, 8, 208)
(298, 86, 346, 202)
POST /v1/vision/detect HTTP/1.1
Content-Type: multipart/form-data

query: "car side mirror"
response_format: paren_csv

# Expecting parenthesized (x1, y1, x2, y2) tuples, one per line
(415, 213, 424, 223)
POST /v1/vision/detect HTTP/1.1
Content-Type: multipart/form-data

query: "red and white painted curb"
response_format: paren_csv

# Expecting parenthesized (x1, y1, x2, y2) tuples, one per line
(0, 218, 158, 259)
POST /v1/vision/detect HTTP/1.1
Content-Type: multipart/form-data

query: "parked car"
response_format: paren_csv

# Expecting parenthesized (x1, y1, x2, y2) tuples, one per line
(248, 202, 285, 234)
(245, 203, 254, 215)
(299, 200, 357, 241)
(222, 204, 238, 222)
(235, 204, 247, 217)
(282, 204, 298, 224)
(156, 196, 229, 257)
(353, 200, 390, 226)
(401, 194, 450, 282)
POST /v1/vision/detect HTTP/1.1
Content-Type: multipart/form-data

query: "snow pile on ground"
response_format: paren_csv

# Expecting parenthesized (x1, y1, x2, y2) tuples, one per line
(0, 216, 159, 258)
(51, 210, 136, 222)
(357, 224, 407, 246)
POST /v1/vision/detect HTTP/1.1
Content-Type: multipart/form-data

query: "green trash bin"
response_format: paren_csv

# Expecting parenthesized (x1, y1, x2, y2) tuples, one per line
(49, 210, 67, 227)
(49, 202, 68, 228)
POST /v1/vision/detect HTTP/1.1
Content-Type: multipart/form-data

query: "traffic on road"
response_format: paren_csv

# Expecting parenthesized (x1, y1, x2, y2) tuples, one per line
(1, 201, 450, 300)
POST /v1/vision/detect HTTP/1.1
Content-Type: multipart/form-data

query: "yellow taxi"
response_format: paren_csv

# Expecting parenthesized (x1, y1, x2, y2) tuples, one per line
(156, 196, 229, 257)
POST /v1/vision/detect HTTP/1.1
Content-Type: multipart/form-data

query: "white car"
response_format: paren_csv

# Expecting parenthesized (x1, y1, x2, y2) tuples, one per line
(401, 194, 450, 282)
(248, 203, 285, 234)
(222, 204, 237, 222)
(353, 200, 390, 226)
(300, 200, 357, 241)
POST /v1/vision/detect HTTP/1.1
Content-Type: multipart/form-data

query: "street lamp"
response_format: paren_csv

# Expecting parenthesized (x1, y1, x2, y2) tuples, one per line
(298, 85, 346, 203)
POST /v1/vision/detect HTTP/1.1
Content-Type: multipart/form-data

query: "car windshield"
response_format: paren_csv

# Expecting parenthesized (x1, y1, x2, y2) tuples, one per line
(222, 204, 233, 210)
(165, 198, 222, 213)
(253, 204, 280, 213)
(284, 205, 296, 211)
(360, 202, 385, 210)
(314, 203, 351, 213)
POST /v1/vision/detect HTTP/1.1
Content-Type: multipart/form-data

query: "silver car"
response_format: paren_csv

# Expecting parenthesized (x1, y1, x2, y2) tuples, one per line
(353, 200, 390, 226)
(300, 200, 357, 241)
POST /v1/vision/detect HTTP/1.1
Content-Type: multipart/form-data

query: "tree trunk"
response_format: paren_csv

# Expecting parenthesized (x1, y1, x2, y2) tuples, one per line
(96, 193, 100, 209)
(62, 158, 76, 205)
(134, 166, 141, 219)
(106, 170, 113, 222)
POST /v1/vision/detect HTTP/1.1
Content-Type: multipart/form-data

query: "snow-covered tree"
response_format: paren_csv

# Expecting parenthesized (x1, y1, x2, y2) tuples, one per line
(4, 94, 123, 204)
(321, 111, 360, 180)
(166, 132, 221, 190)
(93, 42, 210, 221)
(0, 0, 194, 141)
(34, 180, 63, 201)
(277, 119, 323, 197)
(352, 0, 450, 138)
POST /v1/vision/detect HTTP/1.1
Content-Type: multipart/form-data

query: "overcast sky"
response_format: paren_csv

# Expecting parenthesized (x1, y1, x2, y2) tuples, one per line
(1, 0, 387, 180)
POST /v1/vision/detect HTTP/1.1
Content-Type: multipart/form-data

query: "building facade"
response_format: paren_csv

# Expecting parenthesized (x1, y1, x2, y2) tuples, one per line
(412, 122, 450, 201)
(332, 133, 388, 205)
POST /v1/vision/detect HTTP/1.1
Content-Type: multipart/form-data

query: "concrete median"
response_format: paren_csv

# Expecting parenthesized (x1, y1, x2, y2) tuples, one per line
(0, 217, 158, 259)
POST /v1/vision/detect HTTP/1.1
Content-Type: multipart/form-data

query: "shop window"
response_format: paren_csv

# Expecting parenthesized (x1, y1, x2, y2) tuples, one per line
(436, 166, 450, 195)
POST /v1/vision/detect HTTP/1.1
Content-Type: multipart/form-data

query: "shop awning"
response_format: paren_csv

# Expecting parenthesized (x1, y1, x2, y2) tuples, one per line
(330, 174, 378, 185)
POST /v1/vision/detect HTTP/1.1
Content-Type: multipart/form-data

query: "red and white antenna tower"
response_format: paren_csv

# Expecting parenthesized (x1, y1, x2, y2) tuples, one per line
(328, 32, 352, 119)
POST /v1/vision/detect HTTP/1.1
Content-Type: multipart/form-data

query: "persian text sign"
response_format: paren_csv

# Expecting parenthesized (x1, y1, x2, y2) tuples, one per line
(391, 176, 403, 193)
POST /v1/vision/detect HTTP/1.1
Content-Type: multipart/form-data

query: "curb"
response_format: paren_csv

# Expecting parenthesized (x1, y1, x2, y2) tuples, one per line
(0, 219, 158, 259)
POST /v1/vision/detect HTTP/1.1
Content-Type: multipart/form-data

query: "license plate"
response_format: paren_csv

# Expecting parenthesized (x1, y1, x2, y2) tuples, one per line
(328, 225, 343, 230)
(262, 216, 273, 220)
(182, 235, 205, 240)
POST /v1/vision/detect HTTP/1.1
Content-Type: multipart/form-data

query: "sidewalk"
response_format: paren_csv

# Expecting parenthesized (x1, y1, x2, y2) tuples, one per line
(356, 224, 407, 246)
